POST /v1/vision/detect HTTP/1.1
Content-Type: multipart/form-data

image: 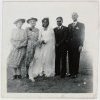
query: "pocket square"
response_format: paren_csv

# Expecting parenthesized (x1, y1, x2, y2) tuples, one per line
(76, 27, 79, 29)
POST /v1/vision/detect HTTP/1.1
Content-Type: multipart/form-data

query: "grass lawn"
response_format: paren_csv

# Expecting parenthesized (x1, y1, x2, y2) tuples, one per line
(7, 51, 93, 93)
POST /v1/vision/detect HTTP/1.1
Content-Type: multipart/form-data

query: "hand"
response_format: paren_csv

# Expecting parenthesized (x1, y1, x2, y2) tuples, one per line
(56, 44, 59, 47)
(78, 46, 82, 52)
(36, 41, 40, 46)
(37, 41, 42, 48)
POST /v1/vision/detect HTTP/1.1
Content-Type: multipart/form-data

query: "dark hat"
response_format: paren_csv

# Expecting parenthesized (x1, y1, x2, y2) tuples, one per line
(27, 17, 38, 23)
(14, 18, 25, 24)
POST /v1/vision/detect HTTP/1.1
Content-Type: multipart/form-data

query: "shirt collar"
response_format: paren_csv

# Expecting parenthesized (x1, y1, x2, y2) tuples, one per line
(73, 21, 78, 25)
(58, 25, 63, 29)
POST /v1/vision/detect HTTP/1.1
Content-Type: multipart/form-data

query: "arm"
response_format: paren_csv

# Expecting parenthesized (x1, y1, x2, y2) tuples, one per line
(35, 30, 43, 48)
(10, 30, 21, 49)
(11, 39, 20, 49)
(54, 28, 59, 47)
(80, 24, 85, 46)
(59, 27, 68, 45)
(11, 30, 28, 49)
(68, 24, 72, 41)
(79, 24, 85, 52)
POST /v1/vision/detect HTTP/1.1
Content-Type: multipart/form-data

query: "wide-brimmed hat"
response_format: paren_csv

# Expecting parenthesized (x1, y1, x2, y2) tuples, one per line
(14, 18, 25, 24)
(27, 17, 38, 23)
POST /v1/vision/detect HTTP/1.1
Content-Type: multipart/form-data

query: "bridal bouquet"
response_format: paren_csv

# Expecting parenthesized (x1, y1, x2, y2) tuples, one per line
(36, 40, 46, 48)
(41, 40, 46, 45)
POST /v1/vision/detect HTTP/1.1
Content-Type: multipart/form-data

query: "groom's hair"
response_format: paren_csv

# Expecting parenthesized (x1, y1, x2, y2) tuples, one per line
(56, 17, 63, 21)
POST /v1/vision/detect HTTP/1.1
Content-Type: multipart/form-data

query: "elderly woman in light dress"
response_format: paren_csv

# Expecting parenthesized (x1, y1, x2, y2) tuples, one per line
(8, 19, 27, 79)
(8, 17, 55, 81)
(25, 17, 39, 78)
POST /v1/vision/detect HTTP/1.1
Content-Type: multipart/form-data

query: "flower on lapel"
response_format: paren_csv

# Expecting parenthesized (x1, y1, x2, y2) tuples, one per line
(76, 26, 79, 30)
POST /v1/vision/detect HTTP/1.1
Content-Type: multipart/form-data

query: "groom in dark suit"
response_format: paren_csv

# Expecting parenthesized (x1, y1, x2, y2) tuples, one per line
(54, 17, 68, 78)
(68, 12, 85, 78)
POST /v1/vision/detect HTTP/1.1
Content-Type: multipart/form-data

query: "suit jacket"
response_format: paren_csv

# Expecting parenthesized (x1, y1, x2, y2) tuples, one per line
(54, 25, 69, 48)
(68, 22, 85, 48)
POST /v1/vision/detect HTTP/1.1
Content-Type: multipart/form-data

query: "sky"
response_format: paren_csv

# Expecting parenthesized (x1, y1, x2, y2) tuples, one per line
(2, 1, 99, 65)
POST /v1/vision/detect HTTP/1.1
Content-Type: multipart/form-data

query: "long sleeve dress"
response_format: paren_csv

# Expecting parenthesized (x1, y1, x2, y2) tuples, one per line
(28, 27, 55, 81)
(8, 28, 27, 68)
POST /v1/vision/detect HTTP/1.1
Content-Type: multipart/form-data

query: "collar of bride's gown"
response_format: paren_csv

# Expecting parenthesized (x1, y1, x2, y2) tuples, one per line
(43, 26, 49, 31)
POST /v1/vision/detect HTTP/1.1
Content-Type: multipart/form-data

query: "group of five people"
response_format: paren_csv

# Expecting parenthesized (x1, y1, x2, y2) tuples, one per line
(8, 12, 85, 82)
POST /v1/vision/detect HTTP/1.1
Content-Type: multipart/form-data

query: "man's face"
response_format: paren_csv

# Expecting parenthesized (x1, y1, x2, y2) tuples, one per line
(42, 20, 49, 28)
(56, 18, 63, 26)
(72, 13, 78, 22)
(29, 20, 36, 27)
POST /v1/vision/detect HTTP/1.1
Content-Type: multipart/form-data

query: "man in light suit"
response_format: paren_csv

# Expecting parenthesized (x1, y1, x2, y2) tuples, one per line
(68, 12, 85, 78)
(54, 17, 69, 78)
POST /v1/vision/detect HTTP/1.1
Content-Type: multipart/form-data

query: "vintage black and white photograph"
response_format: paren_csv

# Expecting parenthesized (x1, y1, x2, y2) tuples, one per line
(1, 0, 99, 98)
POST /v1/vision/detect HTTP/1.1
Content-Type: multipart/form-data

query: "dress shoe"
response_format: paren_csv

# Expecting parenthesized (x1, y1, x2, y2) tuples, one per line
(71, 75, 78, 78)
(61, 75, 65, 78)
(67, 74, 72, 77)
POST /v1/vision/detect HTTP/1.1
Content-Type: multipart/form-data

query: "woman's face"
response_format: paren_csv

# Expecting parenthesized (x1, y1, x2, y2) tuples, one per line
(42, 20, 49, 28)
(16, 21, 23, 28)
(29, 20, 36, 27)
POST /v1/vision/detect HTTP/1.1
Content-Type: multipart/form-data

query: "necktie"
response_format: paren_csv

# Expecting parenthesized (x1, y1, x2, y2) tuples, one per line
(58, 27, 60, 29)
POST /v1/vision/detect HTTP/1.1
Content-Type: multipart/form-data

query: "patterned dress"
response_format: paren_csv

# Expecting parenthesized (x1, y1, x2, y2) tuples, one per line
(25, 27, 39, 67)
(28, 27, 55, 81)
(8, 28, 27, 68)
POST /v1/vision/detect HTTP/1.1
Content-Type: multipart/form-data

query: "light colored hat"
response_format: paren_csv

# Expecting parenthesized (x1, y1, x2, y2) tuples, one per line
(14, 18, 25, 24)
(27, 17, 38, 23)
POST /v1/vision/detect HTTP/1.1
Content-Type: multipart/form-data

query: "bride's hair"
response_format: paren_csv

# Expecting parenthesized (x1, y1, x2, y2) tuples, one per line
(42, 18, 49, 24)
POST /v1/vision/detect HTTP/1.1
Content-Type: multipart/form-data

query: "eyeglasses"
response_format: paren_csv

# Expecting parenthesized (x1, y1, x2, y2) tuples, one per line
(57, 21, 62, 22)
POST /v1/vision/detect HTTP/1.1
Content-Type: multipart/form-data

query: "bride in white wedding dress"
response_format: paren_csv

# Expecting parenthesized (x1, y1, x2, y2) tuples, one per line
(28, 18, 55, 82)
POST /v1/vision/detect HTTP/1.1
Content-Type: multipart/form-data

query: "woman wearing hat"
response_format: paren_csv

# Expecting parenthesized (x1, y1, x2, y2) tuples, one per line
(8, 18, 27, 79)
(25, 17, 39, 78)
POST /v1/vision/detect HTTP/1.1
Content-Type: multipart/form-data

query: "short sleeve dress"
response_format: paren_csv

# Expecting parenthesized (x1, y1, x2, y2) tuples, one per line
(25, 27, 39, 67)
(8, 28, 27, 68)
